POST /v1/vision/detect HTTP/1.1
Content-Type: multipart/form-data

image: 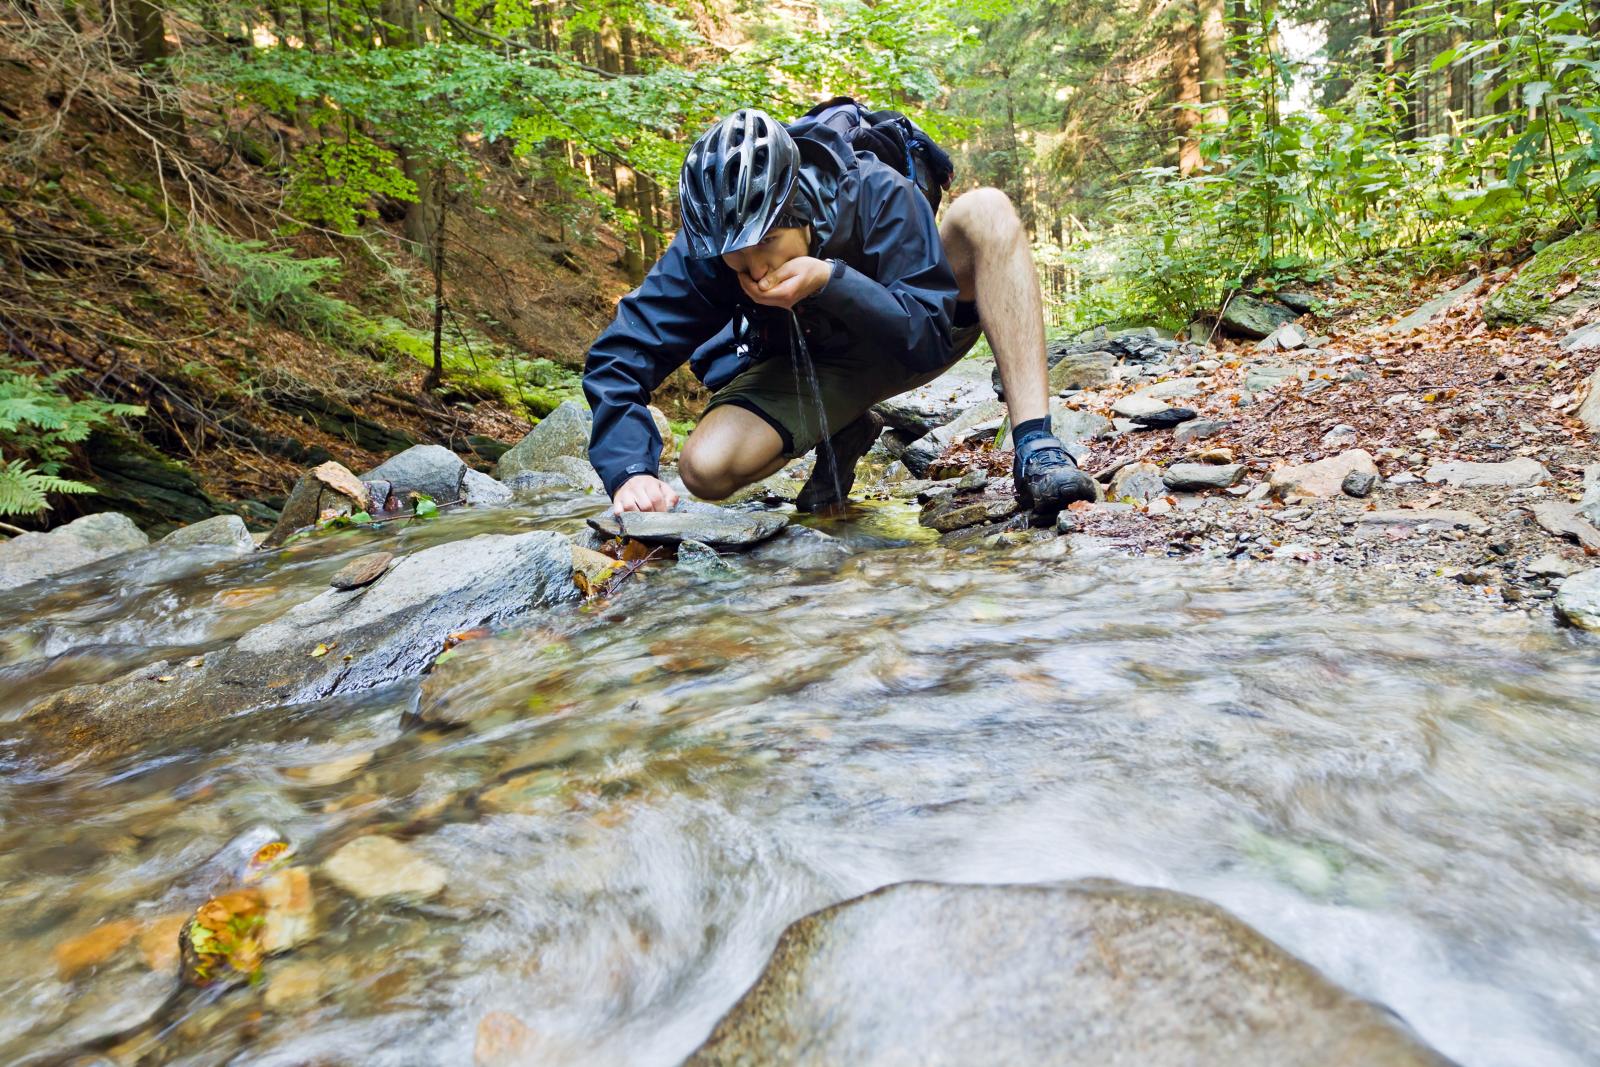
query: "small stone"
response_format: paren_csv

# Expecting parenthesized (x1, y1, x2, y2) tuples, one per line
(1220, 294, 1299, 339)
(476, 1011, 541, 1066)
(1173, 420, 1229, 447)
(264, 960, 324, 1010)
(1555, 569, 1600, 630)
(284, 752, 373, 786)
(1111, 395, 1171, 419)
(54, 919, 141, 979)
(571, 545, 621, 592)
(322, 835, 446, 901)
(1110, 462, 1166, 504)
(0, 511, 150, 591)
(1132, 378, 1203, 401)
(1196, 447, 1235, 465)
(1130, 407, 1198, 429)
(1243, 364, 1304, 394)
(1270, 450, 1379, 499)
(920, 496, 1021, 533)
(361, 444, 468, 506)
(1358, 509, 1487, 532)
(1531, 502, 1600, 551)
(1342, 471, 1378, 498)
(463, 469, 513, 507)
(329, 552, 394, 590)
(1527, 553, 1583, 579)
(1163, 463, 1245, 491)
(1424, 458, 1550, 488)
(261, 867, 317, 952)
(159, 514, 256, 554)
(747, 526, 851, 571)
(676, 539, 736, 578)
(495, 401, 593, 480)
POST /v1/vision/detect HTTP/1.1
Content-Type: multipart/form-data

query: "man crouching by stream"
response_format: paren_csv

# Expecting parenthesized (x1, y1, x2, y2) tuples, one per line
(581, 106, 1096, 524)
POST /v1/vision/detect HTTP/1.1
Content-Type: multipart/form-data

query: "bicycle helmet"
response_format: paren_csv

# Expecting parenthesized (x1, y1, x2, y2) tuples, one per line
(679, 109, 801, 259)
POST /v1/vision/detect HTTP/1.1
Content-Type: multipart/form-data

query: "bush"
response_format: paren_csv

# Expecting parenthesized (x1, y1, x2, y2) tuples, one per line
(285, 134, 418, 234)
(191, 226, 356, 337)
(0, 358, 144, 518)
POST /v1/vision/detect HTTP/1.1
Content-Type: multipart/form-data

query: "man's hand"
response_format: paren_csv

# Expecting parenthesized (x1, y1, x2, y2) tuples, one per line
(739, 256, 832, 310)
(612, 474, 678, 514)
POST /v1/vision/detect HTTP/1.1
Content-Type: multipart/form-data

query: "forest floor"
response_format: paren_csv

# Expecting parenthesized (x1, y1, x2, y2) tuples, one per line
(0, 46, 705, 533)
(895, 269, 1600, 616)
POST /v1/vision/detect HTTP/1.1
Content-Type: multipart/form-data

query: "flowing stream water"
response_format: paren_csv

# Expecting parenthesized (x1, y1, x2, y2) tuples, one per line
(1, 493, 1597, 1065)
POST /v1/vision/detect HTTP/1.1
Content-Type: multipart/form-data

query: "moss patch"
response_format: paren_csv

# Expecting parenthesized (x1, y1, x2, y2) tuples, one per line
(1484, 229, 1600, 327)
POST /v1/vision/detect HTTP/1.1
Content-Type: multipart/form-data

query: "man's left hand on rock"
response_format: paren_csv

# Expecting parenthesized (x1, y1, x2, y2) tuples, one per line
(738, 256, 832, 310)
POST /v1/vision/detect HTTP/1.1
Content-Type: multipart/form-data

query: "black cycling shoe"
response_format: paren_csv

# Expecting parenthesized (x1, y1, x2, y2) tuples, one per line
(796, 410, 884, 512)
(1013, 433, 1096, 522)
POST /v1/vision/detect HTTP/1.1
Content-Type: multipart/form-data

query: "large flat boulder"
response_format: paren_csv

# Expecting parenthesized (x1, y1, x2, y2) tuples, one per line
(0, 512, 148, 592)
(587, 505, 787, 551)
(495, 400, 593, 480)
(688, 881, 1452, 1067)
(1381, 276, 1484, 334)
(22, 531, 578, 759)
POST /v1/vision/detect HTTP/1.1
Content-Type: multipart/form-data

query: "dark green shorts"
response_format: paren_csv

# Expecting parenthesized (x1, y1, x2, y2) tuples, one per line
(706, 302, 985, 456)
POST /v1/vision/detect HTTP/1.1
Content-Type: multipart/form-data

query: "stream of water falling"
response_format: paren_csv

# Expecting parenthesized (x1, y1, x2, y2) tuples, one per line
(1, 494, 1597, 1065)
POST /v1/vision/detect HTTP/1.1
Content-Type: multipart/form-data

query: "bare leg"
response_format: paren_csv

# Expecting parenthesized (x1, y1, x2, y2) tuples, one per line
(939, 188, 1049, 424)
(678, 404, 787, 500)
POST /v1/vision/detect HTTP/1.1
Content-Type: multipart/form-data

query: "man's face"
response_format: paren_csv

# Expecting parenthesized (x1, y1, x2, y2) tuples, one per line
(721, 226, 810, 285)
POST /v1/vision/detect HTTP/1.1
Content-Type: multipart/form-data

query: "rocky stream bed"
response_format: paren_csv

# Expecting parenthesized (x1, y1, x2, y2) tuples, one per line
(2, 278, 1600, 1065)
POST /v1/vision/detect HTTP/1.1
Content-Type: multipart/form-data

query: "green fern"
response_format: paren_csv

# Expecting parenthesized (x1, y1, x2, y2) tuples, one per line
(0, 458, 96, 518)
(0, 357, 144, 518)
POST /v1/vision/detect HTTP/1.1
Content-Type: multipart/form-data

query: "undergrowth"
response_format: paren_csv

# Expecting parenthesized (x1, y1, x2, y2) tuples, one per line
(190, 226, 581, 417)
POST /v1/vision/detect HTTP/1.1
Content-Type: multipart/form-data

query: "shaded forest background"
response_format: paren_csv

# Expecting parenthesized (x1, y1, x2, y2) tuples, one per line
(3, 0, 1597, 524)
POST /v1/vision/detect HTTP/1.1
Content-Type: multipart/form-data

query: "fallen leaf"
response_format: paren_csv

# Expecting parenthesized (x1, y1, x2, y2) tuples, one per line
(309, 643, 332, 658)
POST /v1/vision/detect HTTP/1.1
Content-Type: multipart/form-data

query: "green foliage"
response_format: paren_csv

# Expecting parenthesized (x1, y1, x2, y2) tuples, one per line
(0, 358, 143, 517)
(355, 316, 582, 416)
(285, 133, 417, 233)
(191, 226, 355, 337)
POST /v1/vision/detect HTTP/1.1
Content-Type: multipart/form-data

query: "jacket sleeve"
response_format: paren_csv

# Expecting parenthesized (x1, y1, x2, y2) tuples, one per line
(809, 167, 959, 373)
(583, 233, 735, 497)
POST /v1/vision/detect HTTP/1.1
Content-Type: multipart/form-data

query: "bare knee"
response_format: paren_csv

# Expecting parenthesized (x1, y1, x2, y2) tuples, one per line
(678, 437, 738, 500)
(946, 188, 1024, 250)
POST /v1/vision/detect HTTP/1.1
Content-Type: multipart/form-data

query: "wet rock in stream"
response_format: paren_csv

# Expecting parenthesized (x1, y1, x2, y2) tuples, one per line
(687, 881, 1454, 1067)
(21, 531, 578, 758)
(587, 504, 788, 550)
(0, 511, 149, 592)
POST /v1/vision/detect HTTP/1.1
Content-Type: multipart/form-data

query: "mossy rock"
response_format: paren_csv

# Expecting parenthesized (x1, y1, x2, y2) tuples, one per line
(1484, 229, 1600, 327)
(82, 432, 222, 536)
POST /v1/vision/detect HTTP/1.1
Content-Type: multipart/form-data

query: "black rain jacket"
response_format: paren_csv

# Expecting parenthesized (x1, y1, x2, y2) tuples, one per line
(581, 117, 960, 496)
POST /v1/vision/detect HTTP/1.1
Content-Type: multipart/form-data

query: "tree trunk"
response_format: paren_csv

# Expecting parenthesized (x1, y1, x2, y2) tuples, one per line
(423, 184, 446, 392)
(401, 152, 442, 254)
(1172, 15, 1203, 176)
(1196, 0, 1228, 135)
(113, 0, 185, 136)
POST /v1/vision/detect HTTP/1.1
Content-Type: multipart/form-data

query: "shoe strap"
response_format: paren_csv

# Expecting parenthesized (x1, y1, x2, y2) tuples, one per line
(1015, 433, 1071, 474)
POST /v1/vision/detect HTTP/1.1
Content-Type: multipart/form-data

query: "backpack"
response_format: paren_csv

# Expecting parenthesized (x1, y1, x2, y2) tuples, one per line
(800, 97, 955, 212)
